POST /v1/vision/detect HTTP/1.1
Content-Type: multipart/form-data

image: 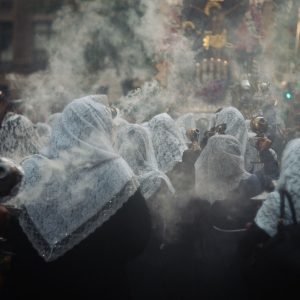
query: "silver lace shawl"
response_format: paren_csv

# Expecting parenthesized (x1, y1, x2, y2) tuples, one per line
(255, 139, 300, 237)
(212, 107, 248, 155)
(146, 113, 187, 173)
(115, 124, 175, 200)
(195, 135, 251, 204)
(0, 112, 41, 163)
(8, 97, 138, 262)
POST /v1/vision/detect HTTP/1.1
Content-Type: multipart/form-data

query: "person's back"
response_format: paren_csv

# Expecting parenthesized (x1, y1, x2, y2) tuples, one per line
(240, 138, 300, 298)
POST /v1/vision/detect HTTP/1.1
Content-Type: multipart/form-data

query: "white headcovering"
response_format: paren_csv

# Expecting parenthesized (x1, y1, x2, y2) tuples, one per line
(47, 113, 62, 128)
(0, 113, 41, 163)
(255, 139, 300, 237)
(115, 124, 175, 200)
(195, 134, 250, 204)
(146, 113, 187, 173)
(7, 96, 138, 262)
(211, 107, 248, 155)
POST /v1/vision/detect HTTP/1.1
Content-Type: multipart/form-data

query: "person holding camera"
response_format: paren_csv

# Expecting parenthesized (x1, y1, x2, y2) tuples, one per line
(245, 116, 279, 179)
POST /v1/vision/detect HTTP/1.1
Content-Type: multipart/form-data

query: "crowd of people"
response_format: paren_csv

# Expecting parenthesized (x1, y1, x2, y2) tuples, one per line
(0, 90, 299, 299)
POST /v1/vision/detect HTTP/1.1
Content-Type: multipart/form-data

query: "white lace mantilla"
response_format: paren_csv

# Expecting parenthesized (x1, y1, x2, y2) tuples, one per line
(195, 135, 250, 203)
(7, 96, 138, 261)
(212, 107, 248, 155)
(115, 124, 175, 200)
(146, 113, 187, 173)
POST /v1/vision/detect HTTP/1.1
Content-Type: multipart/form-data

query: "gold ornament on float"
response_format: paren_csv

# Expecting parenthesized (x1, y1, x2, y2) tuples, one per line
(202, 30, 227, 49)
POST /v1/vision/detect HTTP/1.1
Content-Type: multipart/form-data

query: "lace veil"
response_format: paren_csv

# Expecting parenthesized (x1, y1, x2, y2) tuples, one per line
(115, 124, 175, 200)
(7, 96, 138, 261)
(146, 113, 187, 173)
(195, 135, 250, 203)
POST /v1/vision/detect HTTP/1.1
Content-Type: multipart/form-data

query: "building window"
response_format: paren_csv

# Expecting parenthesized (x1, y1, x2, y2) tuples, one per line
(33, 21, 52, 63)
(0, 22, 13, 64)
(30, 0, 64, 15)
(0, 0, 13, 11)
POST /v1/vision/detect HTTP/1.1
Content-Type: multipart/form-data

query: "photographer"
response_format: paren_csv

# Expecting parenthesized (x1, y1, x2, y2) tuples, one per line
(245, 116, 279, 179)
(200, 123, 226, 149)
